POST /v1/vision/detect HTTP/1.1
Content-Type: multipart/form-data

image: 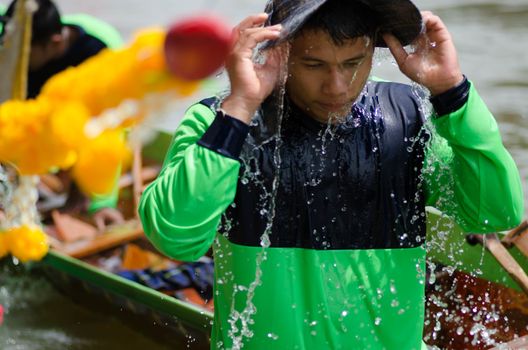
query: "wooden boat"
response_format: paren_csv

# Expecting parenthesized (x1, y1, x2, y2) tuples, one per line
(424, 211, 528, 349)
(30, 131, 212, 349)
(33, 129, 527, 349)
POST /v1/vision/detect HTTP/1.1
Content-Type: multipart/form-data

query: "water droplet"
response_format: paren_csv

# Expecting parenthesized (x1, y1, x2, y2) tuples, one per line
(341, 311, 348, 317)
(260, 234, 271, 248)
(374, 317, 382, 326)
(267, 333, 279, 340)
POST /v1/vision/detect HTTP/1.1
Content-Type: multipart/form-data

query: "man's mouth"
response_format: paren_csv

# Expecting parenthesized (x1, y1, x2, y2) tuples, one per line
(317, 102, 350, 112)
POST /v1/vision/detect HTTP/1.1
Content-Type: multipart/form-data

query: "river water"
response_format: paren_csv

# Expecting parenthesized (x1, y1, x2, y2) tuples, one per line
(0, 0, 527, 349)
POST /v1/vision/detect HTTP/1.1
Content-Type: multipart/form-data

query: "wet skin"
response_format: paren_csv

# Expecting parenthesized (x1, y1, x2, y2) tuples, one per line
(286, 30, 374, 123)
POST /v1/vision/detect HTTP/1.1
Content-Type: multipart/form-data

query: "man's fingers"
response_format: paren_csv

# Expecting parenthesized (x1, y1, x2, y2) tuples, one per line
(420, 11, 452, 44)
(232, 25, 281, 56)
(383, 33, 408, 67)
(237, 13, 269, 31)
(420, 10, 434, 18)
(239, 26, 281, 46)
(232, 13, 269, 41)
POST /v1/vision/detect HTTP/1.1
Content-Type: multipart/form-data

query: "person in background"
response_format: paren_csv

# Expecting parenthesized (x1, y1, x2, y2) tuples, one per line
(0, 0, 124, 231)
(1, 0, 122, 98)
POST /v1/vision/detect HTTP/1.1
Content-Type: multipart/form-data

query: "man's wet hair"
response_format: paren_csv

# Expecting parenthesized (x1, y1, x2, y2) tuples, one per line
(4, 0, 63, 46)
(296, 0, 379, 46)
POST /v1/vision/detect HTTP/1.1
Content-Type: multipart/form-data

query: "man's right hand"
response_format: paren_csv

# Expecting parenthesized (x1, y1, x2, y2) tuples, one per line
(222, 13, 283, 124)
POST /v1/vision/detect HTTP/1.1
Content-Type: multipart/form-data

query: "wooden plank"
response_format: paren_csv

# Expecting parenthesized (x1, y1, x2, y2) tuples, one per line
(52, 210, 98, 242)
(53, 220, 145, 259)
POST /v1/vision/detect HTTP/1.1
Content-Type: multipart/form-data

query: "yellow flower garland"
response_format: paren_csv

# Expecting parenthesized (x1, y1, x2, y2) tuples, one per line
(0, 28, 200, 195)
(1, 226, 49, 263)
(72, 130, 131, 195)
(0, 98, 89, 174)
(0, 28, 203, 263)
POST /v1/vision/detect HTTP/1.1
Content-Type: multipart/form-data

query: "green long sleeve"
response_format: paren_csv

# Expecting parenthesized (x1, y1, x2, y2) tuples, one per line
(425, 82, 524, 232)
(139, 103, 241, 261)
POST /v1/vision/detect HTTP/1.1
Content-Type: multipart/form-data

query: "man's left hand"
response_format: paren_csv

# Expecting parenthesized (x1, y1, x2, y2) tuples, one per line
(383, 11, 464, 96)
(92, 208, 125, 232)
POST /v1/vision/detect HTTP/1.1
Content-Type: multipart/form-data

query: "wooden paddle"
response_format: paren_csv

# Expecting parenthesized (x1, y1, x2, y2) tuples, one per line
(467, 230, 528, 295)
(502, 220, 528, 257)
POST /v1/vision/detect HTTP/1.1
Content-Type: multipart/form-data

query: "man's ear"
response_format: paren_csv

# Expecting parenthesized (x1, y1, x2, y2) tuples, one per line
(49, 33, 63, 45)
(48, 32, 66, 56)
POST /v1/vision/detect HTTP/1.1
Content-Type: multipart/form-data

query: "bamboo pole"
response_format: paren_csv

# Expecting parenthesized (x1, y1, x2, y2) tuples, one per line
(132, 141, 143, 220)
(0, 0, 33, 102)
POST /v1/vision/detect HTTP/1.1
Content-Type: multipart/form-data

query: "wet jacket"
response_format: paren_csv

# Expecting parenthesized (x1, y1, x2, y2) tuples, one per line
(139, 79, 523, 349)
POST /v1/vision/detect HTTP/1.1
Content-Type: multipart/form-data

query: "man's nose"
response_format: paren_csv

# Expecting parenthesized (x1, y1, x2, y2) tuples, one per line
(322, 68, 349, 96)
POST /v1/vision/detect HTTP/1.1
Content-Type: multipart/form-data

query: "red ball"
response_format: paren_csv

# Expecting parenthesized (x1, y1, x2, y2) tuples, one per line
(164, 16, 232, 81)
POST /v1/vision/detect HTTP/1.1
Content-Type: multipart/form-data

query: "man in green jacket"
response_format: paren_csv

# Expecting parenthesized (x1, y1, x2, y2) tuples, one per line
(139, 0, 524, 349)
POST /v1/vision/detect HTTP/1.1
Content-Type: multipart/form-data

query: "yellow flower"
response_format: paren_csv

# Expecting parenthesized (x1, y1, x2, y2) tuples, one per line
(5, 226, 49, 263)
(72, 130, 130, 195)
(50, 101, 90, 149)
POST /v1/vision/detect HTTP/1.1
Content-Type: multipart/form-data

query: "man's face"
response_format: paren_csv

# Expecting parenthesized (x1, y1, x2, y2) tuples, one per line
(29, 33, 65, 71)
(286, 30, 374, 123)
(29, 43, 55, 71)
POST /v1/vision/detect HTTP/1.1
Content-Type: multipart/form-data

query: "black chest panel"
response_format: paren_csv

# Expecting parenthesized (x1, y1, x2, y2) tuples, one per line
(218, 82, 428, 250)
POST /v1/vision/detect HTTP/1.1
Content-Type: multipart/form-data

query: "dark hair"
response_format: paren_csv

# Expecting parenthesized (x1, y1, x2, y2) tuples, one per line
(298, 0, 379, 45)
(4, 0, 63, 46)
(265, 0, 380, 49)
